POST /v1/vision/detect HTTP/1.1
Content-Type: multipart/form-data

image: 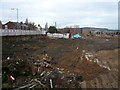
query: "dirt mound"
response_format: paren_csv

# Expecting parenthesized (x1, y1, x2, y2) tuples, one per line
(2, 36, 119, 88)
(57, 49, 109, 81)
(94, 49, 119, 71)
(95, 49, 119, 61)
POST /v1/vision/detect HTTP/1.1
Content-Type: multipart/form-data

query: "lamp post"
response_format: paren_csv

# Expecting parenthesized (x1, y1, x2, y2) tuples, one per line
(11, 8, 18, 29)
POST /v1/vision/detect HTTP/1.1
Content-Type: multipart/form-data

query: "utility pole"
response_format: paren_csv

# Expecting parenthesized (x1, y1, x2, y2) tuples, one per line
(17, 8, 18, 24)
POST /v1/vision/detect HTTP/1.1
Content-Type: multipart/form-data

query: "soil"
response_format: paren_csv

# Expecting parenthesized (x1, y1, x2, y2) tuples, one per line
(2, 36, 119, 88)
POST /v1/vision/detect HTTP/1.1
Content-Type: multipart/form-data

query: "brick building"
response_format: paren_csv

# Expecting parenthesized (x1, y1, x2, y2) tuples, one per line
(2, 21, 30, 30)
(2, 21, 20, 29)
(0, 21, 2, 29)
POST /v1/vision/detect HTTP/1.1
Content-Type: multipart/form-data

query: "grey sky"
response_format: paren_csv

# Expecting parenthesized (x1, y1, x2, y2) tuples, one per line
(0, 0, 119, 29)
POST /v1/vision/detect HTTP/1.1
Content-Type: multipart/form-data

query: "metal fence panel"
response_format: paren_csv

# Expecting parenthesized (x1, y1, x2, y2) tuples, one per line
(0, 29, 46, 36)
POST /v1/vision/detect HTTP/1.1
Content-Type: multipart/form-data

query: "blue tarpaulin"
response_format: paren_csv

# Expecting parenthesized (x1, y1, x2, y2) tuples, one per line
(73, 34, 84, 38)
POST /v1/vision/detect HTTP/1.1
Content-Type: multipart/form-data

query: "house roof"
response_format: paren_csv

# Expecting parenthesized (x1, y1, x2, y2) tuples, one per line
(5, 21, 21, 26)
(21, 24, 29, 27)
(5, 21, 29, 27)
(0, 21, 2, 24)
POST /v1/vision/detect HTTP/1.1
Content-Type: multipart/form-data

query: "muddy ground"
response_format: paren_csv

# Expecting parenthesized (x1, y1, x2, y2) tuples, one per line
(2, 35, 119, 89)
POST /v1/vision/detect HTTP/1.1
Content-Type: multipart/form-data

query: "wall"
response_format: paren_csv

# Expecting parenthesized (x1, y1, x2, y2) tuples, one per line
(47, 33, 69, 38)
(0, 29, 46, 36)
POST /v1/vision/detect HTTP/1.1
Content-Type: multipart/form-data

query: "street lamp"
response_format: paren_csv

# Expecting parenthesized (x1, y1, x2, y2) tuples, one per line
(11, 8, 18, 29)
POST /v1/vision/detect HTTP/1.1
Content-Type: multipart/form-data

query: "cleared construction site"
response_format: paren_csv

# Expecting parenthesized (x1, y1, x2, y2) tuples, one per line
(2, 35, 119, 89)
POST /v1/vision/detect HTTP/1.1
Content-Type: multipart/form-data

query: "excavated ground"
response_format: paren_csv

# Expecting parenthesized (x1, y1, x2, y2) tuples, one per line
(2, 36, 119, 88)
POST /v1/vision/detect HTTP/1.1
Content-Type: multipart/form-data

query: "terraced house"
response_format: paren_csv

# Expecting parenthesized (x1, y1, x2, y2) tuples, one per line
(2, 21, 37, 30)
(0, 21, 2, 29)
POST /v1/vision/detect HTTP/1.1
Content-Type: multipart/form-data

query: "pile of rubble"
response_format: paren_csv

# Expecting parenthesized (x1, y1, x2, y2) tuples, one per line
(2, 53, 84, 89)
(82, 50, 111, 71)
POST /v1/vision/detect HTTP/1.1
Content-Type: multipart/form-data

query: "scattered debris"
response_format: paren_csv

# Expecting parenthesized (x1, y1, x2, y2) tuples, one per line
(76, 47, 79, 50)
(50, 79, 53, 88)
(85, 55, 89, 61)
(31, 65, 38, 76)
(83, 51, 111, 71)
(2, 36, 118, 88)
(7, 57, 10, 60)
(106, 39, 109, 41)
(3, 53, 84, 88)
(9, 76, 15, 81)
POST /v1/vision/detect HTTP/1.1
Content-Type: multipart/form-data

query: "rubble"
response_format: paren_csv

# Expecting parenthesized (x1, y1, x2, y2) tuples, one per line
(31, 65, 38, 76)
(2, 54, 84, 89)
(2, 36, 119, 88)
(13, 79, 46, 90)
(7, 57, 10, 60)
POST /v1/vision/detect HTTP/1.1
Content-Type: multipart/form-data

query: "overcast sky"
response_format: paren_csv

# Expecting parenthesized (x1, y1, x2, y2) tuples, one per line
(0, 0, 119, 29)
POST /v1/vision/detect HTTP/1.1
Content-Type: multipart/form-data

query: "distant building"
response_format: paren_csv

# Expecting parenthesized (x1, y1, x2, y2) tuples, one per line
(25, 18, 28, 25)
(58, 28, 70, 33)
(2, 21, 20, 29)
(27, 22, 36, 30)
(2, 21, 29, 30)
(20, 23, 29, 30)
(0, 21, 2, 29)
(91, 30, 120, 37)
(81, 27, 108, 34)
(44, 23, 48, 31)
(59, 27, 110, 36)
(70, 28, 77, 35)
(57, 28, 64, 33)
(73, 28, 82, 34)
(58, 28, 82, 34)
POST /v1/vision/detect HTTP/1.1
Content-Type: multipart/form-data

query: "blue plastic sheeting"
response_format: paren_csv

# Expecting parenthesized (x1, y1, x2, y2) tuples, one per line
(73, 34, 84, 38)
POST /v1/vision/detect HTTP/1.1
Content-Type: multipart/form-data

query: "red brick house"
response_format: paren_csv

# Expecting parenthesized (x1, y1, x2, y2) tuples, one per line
(2, 21, 20, 29)
(0, 21, 2, 29)
(2, 21, 29, 30)
(70, 28, 77, 35)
